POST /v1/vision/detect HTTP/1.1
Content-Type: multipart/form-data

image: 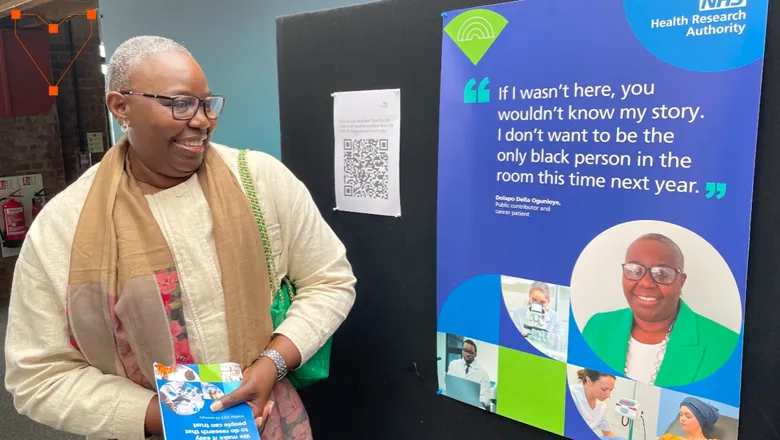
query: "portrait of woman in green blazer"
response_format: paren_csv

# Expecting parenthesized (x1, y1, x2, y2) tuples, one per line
(581, 233, 739, 387)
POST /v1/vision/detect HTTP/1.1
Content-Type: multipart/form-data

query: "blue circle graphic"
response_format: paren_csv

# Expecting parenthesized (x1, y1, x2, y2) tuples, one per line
(438, 274, 502, 345)
(623, 0, 767, 72)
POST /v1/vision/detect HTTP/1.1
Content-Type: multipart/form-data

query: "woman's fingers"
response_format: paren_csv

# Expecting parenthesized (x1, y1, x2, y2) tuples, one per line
(264, 400, 275, 419)
(211, 382, 255, 412)
(255, 400, 275, 432)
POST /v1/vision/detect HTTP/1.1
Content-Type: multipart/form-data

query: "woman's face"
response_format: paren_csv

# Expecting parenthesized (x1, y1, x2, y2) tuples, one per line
(585, 376, 615, 402)
(622, 238, 685, 323)
(109, 50, 218, 179)
(679, 406, 702, 434)
(529, 289, 548, 308)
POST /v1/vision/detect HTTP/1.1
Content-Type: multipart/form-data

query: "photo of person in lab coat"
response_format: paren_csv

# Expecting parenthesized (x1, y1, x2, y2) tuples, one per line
(511, 281, 560, 338)
(503, 277, 570, 362)
(447, 339, 492, 410)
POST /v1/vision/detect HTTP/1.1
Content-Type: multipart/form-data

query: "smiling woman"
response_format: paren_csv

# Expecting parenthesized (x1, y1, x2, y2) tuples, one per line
(4, 35, 356, 440)
(570, 220, 741, 388)
(107, 43, 222, 190)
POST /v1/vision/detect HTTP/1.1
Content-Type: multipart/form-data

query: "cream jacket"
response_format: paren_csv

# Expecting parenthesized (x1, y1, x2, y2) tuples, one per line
(4, 144, 357, 440)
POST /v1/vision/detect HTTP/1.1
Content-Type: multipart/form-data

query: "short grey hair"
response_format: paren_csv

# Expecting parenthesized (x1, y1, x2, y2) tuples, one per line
(630, 233, 685, 270)
(105, 36, 192, 93)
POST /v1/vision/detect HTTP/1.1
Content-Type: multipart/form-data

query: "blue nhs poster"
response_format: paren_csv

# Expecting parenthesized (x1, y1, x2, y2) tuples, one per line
(436, 1, 767, 439)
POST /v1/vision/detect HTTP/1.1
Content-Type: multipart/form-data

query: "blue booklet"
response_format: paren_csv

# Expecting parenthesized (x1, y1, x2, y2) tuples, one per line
(153, 362, 261, 440)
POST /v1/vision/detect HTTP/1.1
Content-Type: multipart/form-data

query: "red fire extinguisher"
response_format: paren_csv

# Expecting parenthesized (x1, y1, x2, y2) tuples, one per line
(1, 189, 27, 248)
(32, 188, 47, 220)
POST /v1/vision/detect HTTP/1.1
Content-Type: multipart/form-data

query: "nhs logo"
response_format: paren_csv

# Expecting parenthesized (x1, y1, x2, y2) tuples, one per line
(699, 0, 746, 11)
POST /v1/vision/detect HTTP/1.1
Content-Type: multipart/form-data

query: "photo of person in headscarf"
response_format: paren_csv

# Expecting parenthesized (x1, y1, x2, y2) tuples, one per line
(581, 233, 739, 387)
(659, 397, 721, 440)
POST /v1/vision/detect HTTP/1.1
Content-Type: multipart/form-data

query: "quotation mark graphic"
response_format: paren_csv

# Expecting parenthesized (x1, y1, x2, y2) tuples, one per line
(464, 77, 490, 103)
(705, 182, 727, 199)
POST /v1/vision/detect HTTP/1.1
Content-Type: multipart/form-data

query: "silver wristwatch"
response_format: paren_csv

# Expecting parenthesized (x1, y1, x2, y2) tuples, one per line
(260, 349, 288, 381)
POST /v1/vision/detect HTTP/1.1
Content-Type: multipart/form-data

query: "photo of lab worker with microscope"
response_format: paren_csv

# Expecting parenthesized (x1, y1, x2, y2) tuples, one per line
(502, 277, 570, 362)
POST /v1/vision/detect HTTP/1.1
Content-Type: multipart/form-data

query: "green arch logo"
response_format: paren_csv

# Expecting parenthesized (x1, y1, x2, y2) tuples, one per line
(444, 9, 509, 65)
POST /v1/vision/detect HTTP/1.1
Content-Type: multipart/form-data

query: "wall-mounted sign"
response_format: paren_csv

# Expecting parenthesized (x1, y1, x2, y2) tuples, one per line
(87, 131, 104, 153)
(436, 1, 767, 439)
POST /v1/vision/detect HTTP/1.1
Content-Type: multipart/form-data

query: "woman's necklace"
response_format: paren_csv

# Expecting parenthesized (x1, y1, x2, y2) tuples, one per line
(624, 319, 676, 385)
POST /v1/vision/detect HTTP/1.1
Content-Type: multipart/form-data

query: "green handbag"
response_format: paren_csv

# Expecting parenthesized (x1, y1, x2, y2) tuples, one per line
(237, 149, 332, 389)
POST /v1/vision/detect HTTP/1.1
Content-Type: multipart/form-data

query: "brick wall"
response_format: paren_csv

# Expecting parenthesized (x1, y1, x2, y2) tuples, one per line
(0, 106, 67, 297)
(51, 17, 108, 183)
(0, 16, 108, 298)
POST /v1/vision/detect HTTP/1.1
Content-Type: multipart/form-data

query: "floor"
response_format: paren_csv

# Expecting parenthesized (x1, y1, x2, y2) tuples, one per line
(0, 297, 80, 439)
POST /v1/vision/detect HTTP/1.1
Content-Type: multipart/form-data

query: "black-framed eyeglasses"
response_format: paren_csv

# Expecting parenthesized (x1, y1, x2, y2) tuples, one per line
(119, 91, 225, 120)
(622, 263, 682, 285)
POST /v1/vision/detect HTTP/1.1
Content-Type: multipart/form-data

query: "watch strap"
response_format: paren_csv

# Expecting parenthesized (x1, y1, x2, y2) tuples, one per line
(260, 349, 288, 381)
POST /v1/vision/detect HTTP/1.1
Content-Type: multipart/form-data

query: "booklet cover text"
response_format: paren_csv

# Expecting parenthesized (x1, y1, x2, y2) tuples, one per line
(153, 362, 261, 440)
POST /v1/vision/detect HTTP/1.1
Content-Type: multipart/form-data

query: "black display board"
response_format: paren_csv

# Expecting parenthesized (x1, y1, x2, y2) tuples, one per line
(276, 1, 780, 438)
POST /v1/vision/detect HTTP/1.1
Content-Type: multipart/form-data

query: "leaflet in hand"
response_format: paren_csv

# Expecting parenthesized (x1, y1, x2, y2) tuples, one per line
(153, 362, 260, 440)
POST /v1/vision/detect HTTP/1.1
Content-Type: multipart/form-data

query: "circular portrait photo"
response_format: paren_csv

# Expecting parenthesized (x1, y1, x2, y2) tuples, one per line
(570, 220, 742, 387)
(159, 381, 206, 416)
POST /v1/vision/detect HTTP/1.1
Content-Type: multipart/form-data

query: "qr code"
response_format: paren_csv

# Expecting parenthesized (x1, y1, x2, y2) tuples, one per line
(343, 139, 389, 199)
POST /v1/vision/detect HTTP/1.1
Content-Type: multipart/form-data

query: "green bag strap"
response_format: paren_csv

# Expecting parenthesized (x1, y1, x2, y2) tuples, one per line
(237, 149, 295, 303)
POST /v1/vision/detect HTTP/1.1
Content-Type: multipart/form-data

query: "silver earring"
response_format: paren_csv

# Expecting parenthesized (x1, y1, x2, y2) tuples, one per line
(120, 121, 129, 132)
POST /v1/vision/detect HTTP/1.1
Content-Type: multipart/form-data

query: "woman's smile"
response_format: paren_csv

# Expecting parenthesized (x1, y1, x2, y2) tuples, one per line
(172, 137, 206, 154)
(633, 292, 661, 306)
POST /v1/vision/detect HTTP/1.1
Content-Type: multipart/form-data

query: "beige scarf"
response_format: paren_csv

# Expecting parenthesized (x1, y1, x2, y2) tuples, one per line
(65, 136, 272, 386)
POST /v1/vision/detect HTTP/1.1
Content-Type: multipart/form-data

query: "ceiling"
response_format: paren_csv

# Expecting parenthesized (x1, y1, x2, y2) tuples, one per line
(1, 0, 98, 20)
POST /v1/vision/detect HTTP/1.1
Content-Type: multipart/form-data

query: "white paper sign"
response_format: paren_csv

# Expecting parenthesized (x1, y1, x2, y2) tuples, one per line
(87, 132, 104, 153)
(333, 88, 402, 217)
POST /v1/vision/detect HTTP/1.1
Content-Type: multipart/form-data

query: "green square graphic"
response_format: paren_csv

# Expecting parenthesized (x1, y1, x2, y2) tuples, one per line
(199, 364, 222, 383)
(496, 347, 566, 435)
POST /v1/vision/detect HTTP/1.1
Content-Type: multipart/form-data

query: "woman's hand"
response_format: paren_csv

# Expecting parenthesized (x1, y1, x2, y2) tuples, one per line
(210, 335, 301, 431)
(144, 395, 163, 436)
(210, 357, 277, 431)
